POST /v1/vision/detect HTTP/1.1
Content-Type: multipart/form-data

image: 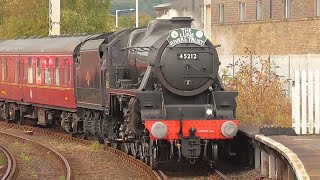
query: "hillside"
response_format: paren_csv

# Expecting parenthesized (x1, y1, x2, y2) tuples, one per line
(110, 0, 169, 16)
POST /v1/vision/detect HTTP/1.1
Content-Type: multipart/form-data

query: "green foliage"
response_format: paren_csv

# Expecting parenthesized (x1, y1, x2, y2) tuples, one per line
(0, 0, 115, 39)
(61, 0, 114, 34)
(223, 49, 292, 127)
(0, 0, 49, 39)
(118, 13, 152, 29)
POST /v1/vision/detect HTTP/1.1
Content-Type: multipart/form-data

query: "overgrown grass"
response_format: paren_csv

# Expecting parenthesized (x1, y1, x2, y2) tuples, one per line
(222, 49, 291, 127)
(90, 141, 104, 151)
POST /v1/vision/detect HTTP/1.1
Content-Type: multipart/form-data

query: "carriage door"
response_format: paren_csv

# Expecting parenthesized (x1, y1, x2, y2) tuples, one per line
(18, 56, 26, 101)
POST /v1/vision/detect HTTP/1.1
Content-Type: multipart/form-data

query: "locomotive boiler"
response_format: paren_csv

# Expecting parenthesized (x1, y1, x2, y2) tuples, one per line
(0, 17, 238, 169)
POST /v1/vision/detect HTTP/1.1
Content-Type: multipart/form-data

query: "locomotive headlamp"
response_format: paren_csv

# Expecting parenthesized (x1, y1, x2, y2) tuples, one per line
(206, 108, 213, 115)
(151, 122, 168, 139)
(221, 121, 238, 138)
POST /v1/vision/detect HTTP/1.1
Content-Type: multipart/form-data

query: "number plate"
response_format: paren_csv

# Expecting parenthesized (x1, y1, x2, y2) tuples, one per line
(177, 53, 199, 60)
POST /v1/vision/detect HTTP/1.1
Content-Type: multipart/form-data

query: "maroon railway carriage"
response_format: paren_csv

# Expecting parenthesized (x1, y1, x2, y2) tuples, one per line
(0, 36, 86, 125)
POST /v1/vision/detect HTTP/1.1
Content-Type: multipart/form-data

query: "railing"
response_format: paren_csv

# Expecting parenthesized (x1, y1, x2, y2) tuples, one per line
(292, 70, 320, 134)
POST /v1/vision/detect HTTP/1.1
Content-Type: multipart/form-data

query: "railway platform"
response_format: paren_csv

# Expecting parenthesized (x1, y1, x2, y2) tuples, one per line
(270, 135, 320, 179)
(239, 124, 320, 180)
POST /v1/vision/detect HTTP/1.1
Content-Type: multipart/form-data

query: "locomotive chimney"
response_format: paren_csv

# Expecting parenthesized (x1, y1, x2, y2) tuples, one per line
(170, 17, 194, 28)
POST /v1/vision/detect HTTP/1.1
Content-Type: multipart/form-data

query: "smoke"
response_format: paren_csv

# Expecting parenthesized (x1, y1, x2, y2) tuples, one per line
(156, 9, 203, 30)
(157, 9, 179, 19)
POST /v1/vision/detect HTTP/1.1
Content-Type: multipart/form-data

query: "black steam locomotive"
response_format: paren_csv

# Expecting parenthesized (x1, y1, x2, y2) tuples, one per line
(0, 17, 238, 169)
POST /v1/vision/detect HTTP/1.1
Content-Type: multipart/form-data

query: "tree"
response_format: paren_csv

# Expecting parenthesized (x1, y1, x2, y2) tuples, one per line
(0, 0, 115, 39)
(118, 13, 152, 29)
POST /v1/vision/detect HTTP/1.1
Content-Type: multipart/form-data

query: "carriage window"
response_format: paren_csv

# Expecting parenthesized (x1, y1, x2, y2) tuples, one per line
(36, 58, 41, 84)
(14, 58, 18, 83)
(44, 59, 51, 85)
(64, 59, 71, 86)
(2, 58, 8, 81)
(1, 58, 4, 81)
(27, 58, 33, 83)
(54, 58, 60, 86)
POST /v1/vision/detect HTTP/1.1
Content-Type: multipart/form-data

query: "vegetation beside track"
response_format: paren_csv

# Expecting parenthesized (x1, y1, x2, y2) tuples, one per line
(223, 48, 292, 127)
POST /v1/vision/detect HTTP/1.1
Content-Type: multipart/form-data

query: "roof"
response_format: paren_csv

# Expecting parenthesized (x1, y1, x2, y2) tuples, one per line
(0, 35, 90, 54)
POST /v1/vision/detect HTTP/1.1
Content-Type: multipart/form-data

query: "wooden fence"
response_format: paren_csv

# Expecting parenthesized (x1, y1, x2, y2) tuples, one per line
(292, 70, 320, 134)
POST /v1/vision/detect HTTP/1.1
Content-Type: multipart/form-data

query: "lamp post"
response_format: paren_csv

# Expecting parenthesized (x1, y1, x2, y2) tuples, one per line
(115, 8, 135, 28)
(136, 0, 139, 27)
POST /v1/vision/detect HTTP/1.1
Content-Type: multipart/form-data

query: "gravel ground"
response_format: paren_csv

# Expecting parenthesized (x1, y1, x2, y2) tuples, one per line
(0, 132, 64, 180)
(0, 127, 152, 180)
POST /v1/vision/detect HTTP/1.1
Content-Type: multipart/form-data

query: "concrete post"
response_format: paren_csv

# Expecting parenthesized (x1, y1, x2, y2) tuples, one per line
(49, 0, 60, 36)
(254, 148, 261, 169)
(261, 150, 269, 177)
(269, 155, 276, 179)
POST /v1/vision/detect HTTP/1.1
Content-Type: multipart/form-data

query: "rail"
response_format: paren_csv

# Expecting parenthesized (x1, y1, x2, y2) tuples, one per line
(0, 145, 16, 180)
(0, 122, 160, 180)
(0, 131, 71, 180)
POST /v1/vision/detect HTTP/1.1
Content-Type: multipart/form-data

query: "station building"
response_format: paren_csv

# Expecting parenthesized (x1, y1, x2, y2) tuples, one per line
(155, 0, 320, 56)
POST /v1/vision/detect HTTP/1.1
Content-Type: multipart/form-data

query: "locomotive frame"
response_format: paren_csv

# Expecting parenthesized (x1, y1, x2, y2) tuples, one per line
(0, 17, 239, 169)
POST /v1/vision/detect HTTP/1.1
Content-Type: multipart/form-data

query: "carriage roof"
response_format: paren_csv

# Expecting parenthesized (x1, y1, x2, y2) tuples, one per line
(0, 35, 90, 54)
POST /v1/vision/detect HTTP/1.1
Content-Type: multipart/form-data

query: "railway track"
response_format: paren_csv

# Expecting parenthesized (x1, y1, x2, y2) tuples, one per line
(0, 121, 161, 179)
(0, 130, 71, 180)
(213, 168, 230, 180)
(153, 170, 168, 180)
(0, 145, 16, 180)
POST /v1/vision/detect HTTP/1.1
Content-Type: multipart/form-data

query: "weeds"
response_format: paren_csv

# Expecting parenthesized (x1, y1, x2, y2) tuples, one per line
(20, 152, 32, 164)
(222, 48, 291, 127)
(59, 175, 66, 180)
(0, 153, 5, 166)
(90, 141, 104, 151)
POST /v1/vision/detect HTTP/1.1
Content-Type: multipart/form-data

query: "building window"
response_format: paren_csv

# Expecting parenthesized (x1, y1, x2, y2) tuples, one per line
(220, 4, 225, 22)
(27, 58, 33, 84)
(317, 0, 320, 16)
(36, 58, 41, 84)
(14, 58, 18, 83)
(256, 0, 263, 20)
(239, 2, 246, 21)
(284, 0, 292, 18)
(270, 0, 273, 19)
(54, 58, 60, 86)
(44, 59, 51, 85)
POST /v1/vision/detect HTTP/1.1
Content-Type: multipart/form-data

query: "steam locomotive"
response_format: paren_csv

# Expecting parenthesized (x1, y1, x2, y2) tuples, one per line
(0, 17, 238, 168)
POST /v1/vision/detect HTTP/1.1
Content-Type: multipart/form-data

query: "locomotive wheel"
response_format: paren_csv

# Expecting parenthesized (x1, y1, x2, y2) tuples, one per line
(122, 142, 131, 155)
(149, 140, 158, 169)
(212, 141, 218, 162)
(138, 142, 144, 161)
(143, 142, 149, 165)
(130, 143, 137, 158)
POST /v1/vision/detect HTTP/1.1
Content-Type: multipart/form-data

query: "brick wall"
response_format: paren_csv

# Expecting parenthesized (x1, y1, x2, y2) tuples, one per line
(212, 18, 320, 55)
(212, 0, 319, 24)
(210, 0, 320, 55)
